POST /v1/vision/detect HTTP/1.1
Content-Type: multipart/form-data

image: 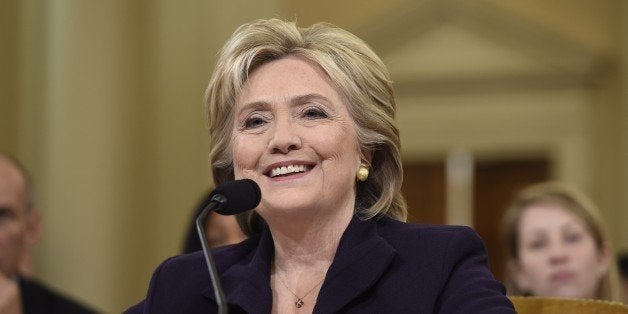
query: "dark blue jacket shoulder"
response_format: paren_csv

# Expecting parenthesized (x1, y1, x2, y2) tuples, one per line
(127, 216, 514, 313)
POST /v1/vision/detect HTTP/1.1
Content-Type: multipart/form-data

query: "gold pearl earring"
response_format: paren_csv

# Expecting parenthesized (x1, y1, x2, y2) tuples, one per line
(356, 164, 369, 182)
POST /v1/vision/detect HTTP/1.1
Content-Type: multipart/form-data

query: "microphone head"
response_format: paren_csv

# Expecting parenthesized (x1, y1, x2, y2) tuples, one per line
(211, 179, 261, 215)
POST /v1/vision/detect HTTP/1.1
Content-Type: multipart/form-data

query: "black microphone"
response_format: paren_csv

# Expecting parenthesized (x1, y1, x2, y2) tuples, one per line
(196, 179, 261, 314)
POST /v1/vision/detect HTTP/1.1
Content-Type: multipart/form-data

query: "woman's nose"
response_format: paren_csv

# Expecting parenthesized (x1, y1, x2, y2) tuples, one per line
(268, 119, 302, 154)
(548, 241, 569, 265)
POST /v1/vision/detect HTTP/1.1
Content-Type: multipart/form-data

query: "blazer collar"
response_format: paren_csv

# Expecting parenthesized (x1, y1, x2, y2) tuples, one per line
(202, 216, 396, 313)
(202, 228, 274, 314)
(314, 216, 396, 313)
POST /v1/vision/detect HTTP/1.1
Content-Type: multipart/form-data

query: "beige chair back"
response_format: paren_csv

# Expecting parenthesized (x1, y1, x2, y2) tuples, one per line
(509, 296, 628, 314)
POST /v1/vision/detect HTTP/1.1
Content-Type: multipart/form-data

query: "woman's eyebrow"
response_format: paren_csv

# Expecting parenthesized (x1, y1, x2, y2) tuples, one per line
(237, 101, 270, 115)
(237, 93, 332, 114)
(290, 93, 332, 106)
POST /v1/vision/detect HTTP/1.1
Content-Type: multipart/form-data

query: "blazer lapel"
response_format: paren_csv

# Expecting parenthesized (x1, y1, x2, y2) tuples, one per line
(200, 217, 396, 314)
(202, 228, 274, 314)
(314, 216, 396, 313)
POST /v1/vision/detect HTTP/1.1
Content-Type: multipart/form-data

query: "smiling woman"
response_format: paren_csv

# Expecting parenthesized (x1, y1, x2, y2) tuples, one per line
(232, 56, 362, 231)
(126, 18, 515, 313)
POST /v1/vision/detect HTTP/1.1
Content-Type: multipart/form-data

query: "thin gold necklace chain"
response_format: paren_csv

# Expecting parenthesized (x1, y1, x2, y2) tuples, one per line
(275, 271, 326, 309)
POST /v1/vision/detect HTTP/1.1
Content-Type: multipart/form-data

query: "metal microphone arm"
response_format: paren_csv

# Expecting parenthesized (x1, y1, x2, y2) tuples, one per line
(196, 194, 228, 314)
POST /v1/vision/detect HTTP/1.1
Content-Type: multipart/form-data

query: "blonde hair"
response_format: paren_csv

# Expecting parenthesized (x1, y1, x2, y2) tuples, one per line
(205, 19, 407, 234)
(501, 182, 622, 301)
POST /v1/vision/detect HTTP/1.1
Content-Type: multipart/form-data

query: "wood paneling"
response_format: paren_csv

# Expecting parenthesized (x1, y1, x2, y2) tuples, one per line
(403, 161, 446, 224)
(474, 159, 549, 281)
(403, 158, 549, 282)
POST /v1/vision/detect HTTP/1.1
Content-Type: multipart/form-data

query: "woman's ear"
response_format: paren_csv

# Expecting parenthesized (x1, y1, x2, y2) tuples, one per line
(596, 242, 612, 277)
(360, 148, 373, 166)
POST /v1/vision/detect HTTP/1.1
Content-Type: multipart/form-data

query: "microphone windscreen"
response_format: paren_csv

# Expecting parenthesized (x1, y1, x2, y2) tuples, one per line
(211, 179, 261, 215)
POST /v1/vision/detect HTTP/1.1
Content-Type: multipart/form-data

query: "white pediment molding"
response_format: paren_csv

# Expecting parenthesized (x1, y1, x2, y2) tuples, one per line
(356, 0, 614, 94)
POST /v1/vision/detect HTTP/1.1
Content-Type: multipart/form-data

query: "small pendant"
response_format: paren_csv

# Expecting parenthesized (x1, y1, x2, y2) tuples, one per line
(295, 299, 304, 308)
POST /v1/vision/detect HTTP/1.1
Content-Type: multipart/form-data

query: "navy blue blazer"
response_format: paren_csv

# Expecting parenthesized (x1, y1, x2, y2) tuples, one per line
(127, 216, 514, 313)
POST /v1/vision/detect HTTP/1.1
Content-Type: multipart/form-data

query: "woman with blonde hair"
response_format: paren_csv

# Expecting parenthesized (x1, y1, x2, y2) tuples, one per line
(501, 182, 622, 301)
(128, 18, 513, 313)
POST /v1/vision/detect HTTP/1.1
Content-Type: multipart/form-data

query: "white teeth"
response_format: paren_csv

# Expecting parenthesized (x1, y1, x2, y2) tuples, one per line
(270, 164, 308, 177)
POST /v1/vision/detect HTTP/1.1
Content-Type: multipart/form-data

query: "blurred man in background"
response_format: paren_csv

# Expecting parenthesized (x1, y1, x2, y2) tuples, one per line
(0, 153, 96, 314)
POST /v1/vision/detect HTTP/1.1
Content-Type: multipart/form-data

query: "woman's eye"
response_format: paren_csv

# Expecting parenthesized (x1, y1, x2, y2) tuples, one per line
(564, 232, 582, 244)
(527, 239, 546, 250)
(243, 116, 267, 129)
(302, 107, 329, 119)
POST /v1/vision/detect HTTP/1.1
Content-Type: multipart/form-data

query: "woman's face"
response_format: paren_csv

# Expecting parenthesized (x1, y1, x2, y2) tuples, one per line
(513, 203, 610, 299)
(231, 56, 361, 220)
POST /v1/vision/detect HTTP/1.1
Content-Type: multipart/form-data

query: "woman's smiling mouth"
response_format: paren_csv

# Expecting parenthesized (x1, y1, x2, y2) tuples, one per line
(269, 164, 313, 177)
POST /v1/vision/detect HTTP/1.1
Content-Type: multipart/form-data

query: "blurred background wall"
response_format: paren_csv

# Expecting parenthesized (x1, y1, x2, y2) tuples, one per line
(1, 0, 627, 312)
